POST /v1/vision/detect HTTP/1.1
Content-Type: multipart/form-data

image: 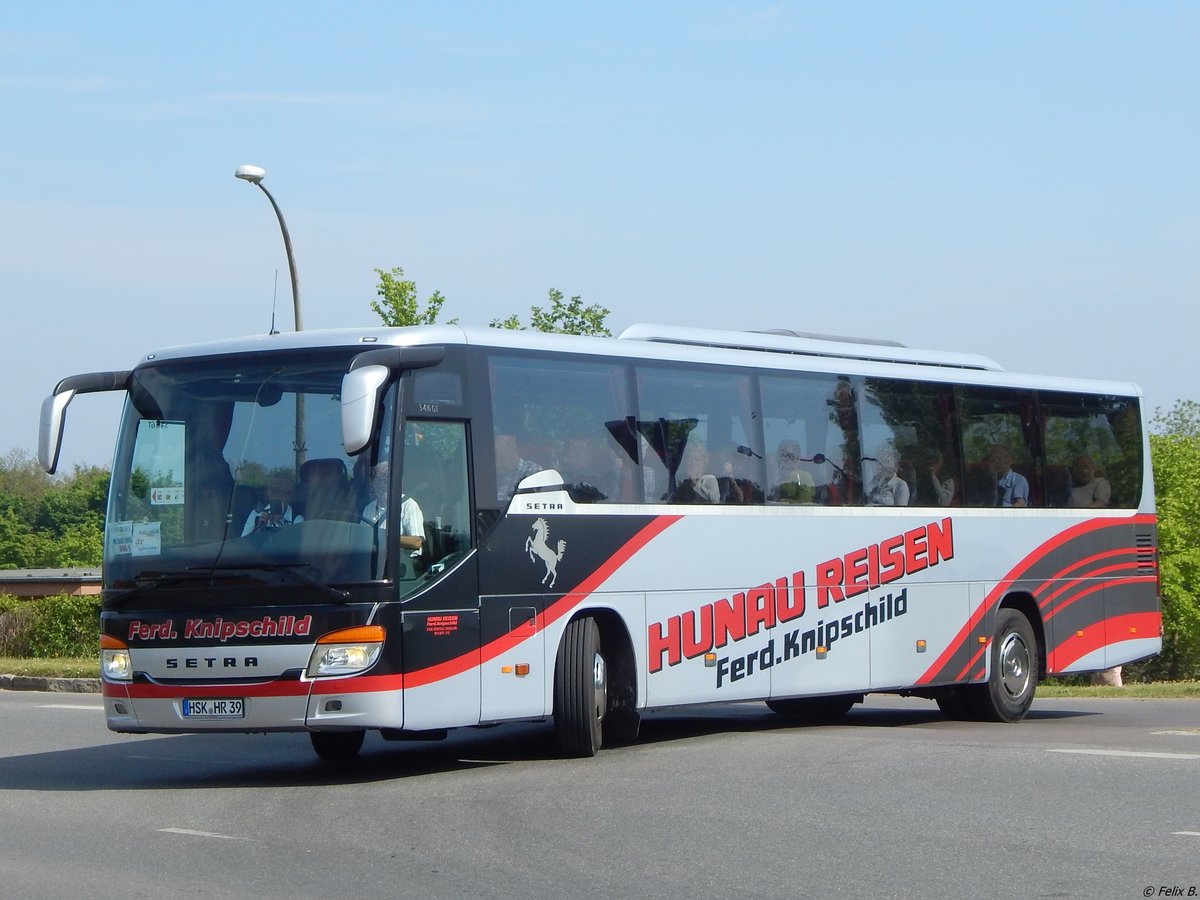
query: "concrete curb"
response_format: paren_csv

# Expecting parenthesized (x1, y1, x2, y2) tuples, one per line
(0, 675, 102, 693)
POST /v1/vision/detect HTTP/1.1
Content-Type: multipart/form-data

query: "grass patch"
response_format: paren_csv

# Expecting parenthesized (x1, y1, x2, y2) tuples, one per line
(0, 657, 98, 679)
(1036, 681, 1200, 699)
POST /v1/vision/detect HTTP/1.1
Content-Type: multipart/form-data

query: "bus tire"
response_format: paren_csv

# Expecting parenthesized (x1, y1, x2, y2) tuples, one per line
(968, 609, 1038, 722)
(310, 729, 365, 760)
(767, 694, 859, 721)
(554, 617, 605, 757)
(935, 686, 972, 720)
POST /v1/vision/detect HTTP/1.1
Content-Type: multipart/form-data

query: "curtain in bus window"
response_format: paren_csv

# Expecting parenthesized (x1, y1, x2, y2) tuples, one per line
(1039, 392, 1142, 509)
(486, 354, 635, 503)
(635, 365, 765, 505)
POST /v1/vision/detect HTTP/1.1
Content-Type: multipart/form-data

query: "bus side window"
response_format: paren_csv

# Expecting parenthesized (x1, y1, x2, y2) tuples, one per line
(401, 421, 470, 570)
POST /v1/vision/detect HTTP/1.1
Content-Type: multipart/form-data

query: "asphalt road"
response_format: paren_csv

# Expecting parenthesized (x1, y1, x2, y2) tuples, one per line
(0, 691, 1196, 900)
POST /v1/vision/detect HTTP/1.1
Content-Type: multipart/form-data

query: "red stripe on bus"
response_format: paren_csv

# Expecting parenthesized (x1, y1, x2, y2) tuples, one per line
(1042, 575, 1152, 623)
(1048, 611, 1161, 672)
(1037, 558, 1143, 609)
(125, 680, 311, 699)
(123, 670, 408, 700)
(404, 515, 682, 689)
(917, 515, 1155, 685)
(1034, 548, 1141, 605)
(954, 643, 988, 683)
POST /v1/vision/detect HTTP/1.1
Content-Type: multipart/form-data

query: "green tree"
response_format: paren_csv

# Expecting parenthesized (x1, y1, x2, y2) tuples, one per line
(491, 288, 612, 336)
(368, 264, 612, 337)
(0, 457, 108, 570)
(370, 267, 456, 327)
(1139, 400, 1200, 679)
(0, 449, 53, 524)
(0, 507, 47, 569)
(36, 466, 108, 534)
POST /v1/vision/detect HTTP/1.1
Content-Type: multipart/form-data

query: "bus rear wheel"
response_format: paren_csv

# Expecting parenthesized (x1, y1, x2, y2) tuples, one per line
(554, 617, 606, 757)
(310, 729, 365, 760)
(968, 609, 1038, 722)
(767, 694, 860, 721)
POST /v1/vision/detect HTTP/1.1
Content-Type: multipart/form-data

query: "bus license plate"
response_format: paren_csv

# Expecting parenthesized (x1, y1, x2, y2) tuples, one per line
(182, 698, 244, 718)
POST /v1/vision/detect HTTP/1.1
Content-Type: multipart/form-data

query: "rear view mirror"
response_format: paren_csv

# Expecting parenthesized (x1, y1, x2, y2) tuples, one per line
(39, 390, 77, 475)
(341, 346, 446, 455)
(38, 370, 132, 474)
(341, 365, 391, 455)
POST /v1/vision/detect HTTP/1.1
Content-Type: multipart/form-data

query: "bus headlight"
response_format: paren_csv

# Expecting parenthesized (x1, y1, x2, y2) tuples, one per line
(306, 625, 385, 678)
(100, 634, 132, 682)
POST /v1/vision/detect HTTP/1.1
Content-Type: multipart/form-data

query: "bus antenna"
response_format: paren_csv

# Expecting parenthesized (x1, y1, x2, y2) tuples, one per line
(269, 270, 280, 335)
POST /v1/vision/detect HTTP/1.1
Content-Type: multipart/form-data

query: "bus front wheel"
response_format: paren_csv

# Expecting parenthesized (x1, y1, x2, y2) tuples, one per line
(310, 729, 365, 760)
(554, 617, 606, 757)
(968, 609, 1038, 722)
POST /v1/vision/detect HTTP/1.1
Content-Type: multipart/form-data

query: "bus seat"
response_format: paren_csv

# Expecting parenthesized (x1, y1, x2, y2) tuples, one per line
(297, 458, 352, 521)
(231, 483, 262, 533)
(1044, 465, 1072, 507)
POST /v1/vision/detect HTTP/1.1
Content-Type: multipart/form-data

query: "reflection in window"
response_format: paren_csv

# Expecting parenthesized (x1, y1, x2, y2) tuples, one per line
(636, 366, 764, 504)
(487, 354, 636, 503)
(105, 352, 389, 586)
(958, 386, 1039, 508)
(761, 373, 859, 505)
(861, 378, 959, 508)
(1040, 393, 1141, 509)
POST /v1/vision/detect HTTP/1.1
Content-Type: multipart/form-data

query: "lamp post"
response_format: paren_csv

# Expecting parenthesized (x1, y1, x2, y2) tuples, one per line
(234, 164, 303, 331)
(235, 164, 306, 469)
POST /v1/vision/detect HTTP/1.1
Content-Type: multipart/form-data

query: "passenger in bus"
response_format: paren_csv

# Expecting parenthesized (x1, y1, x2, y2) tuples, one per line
(927, 451, 956, 506)
(495, 433, 542, 502)
(242, 471, 297, 535)
(865, 447, 910, 506)
(673, 442, 721, 503)
(713, 449, 760, 504)
(562, 436, 616, 502)
(987, 444, 1029, 508)
(361, 462, 425, 553)
(1068, 454, 1111, 508)
(770, 441, 817, 504)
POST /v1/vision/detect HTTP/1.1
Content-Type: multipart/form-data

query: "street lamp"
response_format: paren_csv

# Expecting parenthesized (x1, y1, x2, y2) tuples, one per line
(234, 164, 303, 332)
(235, 164, 306, 469)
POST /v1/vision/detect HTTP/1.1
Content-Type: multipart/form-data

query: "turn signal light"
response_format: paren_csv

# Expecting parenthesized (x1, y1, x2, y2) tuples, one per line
(316, 625, 385, 644)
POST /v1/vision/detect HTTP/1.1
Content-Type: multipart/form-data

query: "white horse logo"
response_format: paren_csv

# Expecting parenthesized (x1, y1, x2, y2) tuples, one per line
(525, 517, 566, 587)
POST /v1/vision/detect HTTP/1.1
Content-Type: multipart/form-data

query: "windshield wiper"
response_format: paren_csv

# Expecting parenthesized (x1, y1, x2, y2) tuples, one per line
(106, 564, 351, 607)
(196, 564, 351, 603)
(105, 571, 215, 608)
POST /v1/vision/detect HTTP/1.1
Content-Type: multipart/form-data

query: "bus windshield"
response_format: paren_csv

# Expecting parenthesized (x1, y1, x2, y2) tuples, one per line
(104, 350, 391, 590)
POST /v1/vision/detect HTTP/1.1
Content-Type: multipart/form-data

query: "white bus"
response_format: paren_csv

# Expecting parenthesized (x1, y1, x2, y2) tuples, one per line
(39, 323, 1160, 759)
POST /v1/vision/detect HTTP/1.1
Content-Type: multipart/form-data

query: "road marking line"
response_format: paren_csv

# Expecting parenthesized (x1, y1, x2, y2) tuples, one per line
(37, 704, 103, 710)
(158, 828, 248, 841)
(1047, 748, 1200, 760)
(1172, 831, 1200, 837)
(1152, 730, 1200, 736)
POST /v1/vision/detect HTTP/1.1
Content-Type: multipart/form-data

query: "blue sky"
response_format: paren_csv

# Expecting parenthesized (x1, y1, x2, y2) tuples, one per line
(2, 2, 1197, 470)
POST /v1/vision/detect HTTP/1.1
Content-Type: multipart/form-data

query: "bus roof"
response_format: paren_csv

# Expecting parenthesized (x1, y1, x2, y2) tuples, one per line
(136, 322, 1142, 398)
